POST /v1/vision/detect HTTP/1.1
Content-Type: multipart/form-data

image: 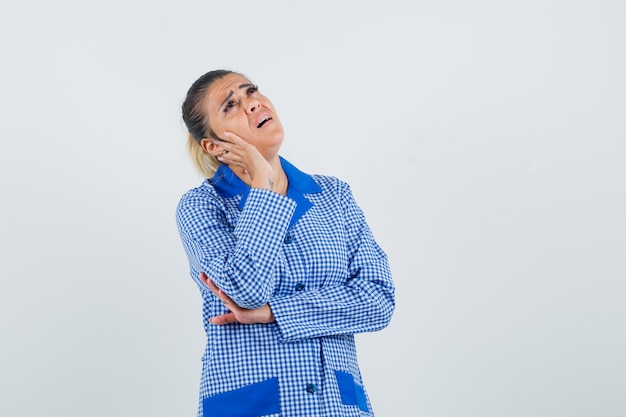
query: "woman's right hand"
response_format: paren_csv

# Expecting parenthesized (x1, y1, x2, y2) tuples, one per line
(212, 131, 275, 190)
(200, 272, 275, 325)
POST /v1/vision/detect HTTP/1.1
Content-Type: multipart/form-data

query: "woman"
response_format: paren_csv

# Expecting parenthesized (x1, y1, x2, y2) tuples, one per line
(176, 69, 395, 417)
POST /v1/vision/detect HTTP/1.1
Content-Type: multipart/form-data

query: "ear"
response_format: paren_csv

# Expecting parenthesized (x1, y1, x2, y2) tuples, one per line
(200, 138, 220, 156)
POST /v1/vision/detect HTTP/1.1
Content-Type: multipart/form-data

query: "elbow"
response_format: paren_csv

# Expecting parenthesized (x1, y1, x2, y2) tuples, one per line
(373, 296, 395, 331)
(369, 285, 395, 331)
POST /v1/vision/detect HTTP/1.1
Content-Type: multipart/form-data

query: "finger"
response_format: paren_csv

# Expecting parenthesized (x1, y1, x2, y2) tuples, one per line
(209, 312, 238, 325)
(212, 131, 241, 145)
(205, 279, 237, 307)
(222, 131, 243, 144)
(212, 139, 236, 155)
(199, 272, 209, 286)
(211, 131, 233, 144)
(205, 278, 222, 297)
(217, 153, 244, 165)
(212, 140, 246, 162)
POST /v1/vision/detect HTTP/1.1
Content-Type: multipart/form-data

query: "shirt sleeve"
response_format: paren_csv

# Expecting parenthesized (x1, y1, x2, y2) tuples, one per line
(268, 182, 396, 342)
(177, 187, 296, 309)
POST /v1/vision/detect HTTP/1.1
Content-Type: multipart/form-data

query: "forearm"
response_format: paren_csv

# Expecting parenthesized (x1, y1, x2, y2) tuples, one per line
(178, 188, 296, 309)
(269, 256, 395, 342)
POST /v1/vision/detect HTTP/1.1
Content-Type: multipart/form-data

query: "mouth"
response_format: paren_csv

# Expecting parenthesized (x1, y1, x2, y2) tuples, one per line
(257, 116, 272, 128)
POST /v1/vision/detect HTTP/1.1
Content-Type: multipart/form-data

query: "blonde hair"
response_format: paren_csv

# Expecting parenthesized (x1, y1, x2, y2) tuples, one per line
(182, 70, 240, 178)
(186, 134, 220, 178)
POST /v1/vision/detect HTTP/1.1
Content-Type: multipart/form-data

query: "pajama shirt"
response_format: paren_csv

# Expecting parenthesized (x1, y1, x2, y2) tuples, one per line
(176, 157, 395, 417)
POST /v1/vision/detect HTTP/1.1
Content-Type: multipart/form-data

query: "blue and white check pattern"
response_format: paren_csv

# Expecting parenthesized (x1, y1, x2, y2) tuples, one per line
(176, 158, 395, 417)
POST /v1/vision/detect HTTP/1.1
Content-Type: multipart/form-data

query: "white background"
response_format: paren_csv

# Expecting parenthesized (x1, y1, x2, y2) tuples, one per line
(1, 1, 625, 416)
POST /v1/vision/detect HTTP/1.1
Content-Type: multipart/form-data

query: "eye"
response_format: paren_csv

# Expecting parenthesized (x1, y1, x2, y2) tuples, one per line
(247, 85, 258, 96)
(223, 100, 235, 113)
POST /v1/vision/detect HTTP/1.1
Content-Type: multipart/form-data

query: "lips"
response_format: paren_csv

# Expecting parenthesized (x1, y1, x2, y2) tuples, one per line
(257, 115, 272, 128)
(255, 109, 273, 128)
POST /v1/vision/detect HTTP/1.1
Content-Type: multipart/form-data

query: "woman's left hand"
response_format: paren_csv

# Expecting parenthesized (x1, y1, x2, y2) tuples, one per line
(199, 272, 275, 325)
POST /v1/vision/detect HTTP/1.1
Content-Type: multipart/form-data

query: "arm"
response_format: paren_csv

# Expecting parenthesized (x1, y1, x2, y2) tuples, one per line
(202, 274, 275, 325)
(268, 182, 395, 342)
(177, 131, 298, 309)
(177, 186, 296, 309)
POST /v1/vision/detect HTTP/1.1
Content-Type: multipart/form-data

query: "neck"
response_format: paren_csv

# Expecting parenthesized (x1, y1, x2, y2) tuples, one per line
(271, 169, 289, 196)
(231, 156, 288, 196)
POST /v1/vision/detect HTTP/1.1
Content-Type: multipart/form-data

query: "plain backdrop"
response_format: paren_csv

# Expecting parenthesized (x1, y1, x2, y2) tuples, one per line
(1, 1, 624, 416)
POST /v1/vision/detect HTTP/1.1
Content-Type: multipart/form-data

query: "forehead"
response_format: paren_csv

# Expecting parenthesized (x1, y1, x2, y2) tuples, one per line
(205, 73, 252, 107)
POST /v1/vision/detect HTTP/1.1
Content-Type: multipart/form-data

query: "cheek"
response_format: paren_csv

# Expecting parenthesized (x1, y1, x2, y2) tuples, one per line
(215, 116, 246, 136)
(208, 118, 228, 138)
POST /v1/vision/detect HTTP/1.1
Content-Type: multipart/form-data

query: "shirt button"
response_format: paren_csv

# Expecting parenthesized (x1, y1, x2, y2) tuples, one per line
(305, 383, 317, 394)
(295, 283, 305, 292)
(283, 234, 293, 244)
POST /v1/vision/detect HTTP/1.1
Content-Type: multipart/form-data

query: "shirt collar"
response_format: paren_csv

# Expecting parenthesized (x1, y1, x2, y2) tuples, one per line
(210, 157, 322, 227)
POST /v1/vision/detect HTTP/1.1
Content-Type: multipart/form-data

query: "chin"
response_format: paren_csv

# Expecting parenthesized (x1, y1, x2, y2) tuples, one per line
(268, 128, 285, 147)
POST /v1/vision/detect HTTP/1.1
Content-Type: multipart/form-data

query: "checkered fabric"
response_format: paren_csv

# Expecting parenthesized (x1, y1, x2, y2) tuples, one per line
(176, 158, 395, 417)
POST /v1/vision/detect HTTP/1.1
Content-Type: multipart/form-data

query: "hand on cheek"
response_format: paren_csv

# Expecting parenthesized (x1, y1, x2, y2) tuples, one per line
(209, 132, 276, 191)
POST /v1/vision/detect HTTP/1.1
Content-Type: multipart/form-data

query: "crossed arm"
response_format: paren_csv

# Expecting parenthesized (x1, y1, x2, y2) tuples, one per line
(201, 272, 274, 325)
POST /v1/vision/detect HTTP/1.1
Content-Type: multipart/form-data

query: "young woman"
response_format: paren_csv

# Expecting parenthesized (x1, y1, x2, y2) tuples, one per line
(177, 69, 395, 417)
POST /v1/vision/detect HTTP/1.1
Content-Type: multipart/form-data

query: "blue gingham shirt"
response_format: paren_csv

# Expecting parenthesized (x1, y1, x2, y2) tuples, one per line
(176, 157, 395, 417)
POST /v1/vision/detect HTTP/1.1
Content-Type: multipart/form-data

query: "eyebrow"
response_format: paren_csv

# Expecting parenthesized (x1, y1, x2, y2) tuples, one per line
(218, 84, 255, 112)
(218, 91, 234, 112)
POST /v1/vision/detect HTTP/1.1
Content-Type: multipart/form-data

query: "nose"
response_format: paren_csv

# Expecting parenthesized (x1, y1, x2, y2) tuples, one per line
(244, 97, 260, 114)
